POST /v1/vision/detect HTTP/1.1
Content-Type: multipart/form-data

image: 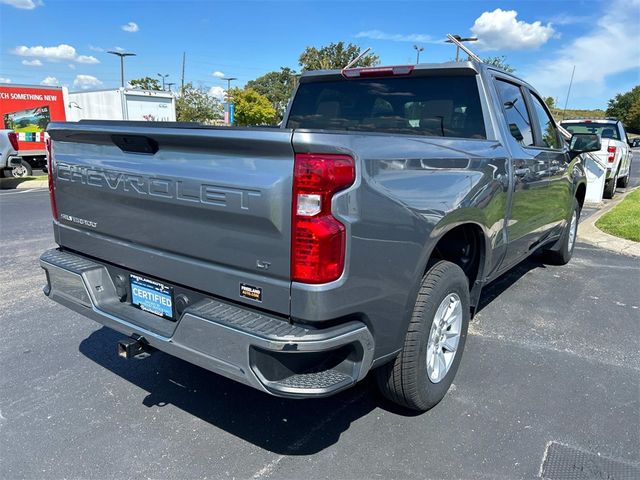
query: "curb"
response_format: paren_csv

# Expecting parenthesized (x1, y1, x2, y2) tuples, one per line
(578, 186, 640, 257)
(0, 179, 48, 190)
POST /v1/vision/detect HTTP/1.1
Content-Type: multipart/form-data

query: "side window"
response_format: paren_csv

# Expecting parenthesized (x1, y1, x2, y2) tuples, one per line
(494, 79, 534, 147)
(530, 93, 562, 149)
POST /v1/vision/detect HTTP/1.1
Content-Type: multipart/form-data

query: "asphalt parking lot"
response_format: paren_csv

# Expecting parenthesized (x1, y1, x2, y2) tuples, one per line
(0, 161, 638, 479)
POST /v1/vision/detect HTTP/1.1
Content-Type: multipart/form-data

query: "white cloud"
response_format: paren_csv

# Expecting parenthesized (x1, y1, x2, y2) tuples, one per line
(121, 22, 139, 32)
(522, 0, 640, 107)
(73, 74, 102, 90)
(212, 71, 225, 78)
(355, 30, 441, 43)
(0, 77, 11, 83)
(88, 45, 104, 52)
(76, 54, 99, 64)
(113, 46, 126, 53)
(0, 0, 42, 10)
(11, 43, 100, 64)
(22, 59, 42, 66)
(471, 9, 555, 50)
(208, 86, 225, 101)
(68, 64, 75, 69)
(41, 76, 59, 86)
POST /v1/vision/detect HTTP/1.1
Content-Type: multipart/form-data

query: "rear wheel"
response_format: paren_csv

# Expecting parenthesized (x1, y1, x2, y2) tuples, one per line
(376, 260, 470, 411)
(603, 170, 618, 199)
(11, 159, 33, 178)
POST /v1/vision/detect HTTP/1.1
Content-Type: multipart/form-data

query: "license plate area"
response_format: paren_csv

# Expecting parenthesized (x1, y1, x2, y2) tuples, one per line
(130, 274, 174, 321)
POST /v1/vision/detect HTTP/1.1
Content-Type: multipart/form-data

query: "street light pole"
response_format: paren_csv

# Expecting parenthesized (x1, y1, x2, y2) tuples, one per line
(166, 82, 175, 92)
(445, 35, 478, 61)
(413, 45, 424, 64)
(221, 76, 237, 125)
(107, 51, 136, 88)
(157, 73, 169, 91)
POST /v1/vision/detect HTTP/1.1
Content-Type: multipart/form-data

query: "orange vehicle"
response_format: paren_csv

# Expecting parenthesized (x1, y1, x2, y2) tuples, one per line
(0, 83, 68, 177)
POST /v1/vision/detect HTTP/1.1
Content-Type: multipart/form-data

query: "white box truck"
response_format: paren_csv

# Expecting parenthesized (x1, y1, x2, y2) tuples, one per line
(66, 88, 176, 122)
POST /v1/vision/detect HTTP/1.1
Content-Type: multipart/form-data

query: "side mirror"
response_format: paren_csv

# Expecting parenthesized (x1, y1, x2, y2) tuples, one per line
(569, 133, 601, 158)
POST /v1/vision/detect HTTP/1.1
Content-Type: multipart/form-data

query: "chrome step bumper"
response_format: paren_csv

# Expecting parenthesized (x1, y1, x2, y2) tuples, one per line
(40, 249, 375, 398)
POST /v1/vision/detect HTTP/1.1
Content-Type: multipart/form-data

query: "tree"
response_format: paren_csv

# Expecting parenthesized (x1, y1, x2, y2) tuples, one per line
(606, 85, 640, 133)
(299, 42, 379, 71)
(229, 88, 276, 126)
(175, 83, 223, 123)
(544, 96, 556, 109)
(128, 76, 162, 90)
(246, 67, 297, 121)
(483, 56, 515, 73)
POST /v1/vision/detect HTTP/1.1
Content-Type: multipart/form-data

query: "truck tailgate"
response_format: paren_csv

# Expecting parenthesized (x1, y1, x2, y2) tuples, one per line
(47, 122, 294, 315)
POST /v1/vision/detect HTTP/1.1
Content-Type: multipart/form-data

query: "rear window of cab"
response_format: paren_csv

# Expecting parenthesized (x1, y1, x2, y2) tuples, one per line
(287, 75, 486, 139)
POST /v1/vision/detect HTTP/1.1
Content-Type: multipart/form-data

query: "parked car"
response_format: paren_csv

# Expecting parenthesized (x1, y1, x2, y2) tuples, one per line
(0, 129, 19, 177)
(40, 61, 598, 411)
(560, 118, 633, 197)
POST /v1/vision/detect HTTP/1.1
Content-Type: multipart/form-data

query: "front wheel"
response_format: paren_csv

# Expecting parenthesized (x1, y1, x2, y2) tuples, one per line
(542, 199, 579, 265)
(376, 260, 470, 411)
(11, 159, 33, 178)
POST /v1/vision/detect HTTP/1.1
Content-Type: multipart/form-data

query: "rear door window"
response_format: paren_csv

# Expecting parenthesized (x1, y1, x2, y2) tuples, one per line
(494, 79, 534, 147)
(287, 75, 486, 139)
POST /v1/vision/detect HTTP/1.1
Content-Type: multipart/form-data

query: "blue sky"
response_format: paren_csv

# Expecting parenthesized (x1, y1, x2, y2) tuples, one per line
(1, 0, 638, 109)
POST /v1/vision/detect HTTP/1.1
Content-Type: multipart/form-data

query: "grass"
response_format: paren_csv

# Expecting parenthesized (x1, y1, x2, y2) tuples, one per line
(596, 188, 640, 242)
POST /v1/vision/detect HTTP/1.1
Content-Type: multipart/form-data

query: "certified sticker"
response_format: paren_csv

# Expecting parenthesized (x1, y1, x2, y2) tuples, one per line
(240, 283, 262, 302)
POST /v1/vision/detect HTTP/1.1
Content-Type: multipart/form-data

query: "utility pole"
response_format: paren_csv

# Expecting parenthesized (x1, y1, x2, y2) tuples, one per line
(107, 51, 136, 88)
(445, 35, 478, 61)
(413, 45, 424, 64)
(157, 73, 169, 91)
(562, 65, 576, 121)
(181, 52, 186, 93)
(166, 82, 175, 92)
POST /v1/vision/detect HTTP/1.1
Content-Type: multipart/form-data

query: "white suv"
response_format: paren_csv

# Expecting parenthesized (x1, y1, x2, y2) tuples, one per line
(561, 118, 633, 198)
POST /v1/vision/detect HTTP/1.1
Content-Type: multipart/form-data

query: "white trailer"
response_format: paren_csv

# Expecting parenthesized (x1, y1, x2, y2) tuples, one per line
(66, 88, 176, 122)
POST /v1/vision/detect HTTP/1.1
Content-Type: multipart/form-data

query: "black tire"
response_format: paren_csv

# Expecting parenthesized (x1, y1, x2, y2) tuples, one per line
(542, 198, 580, 265)
(603, 171, 618, 199)
(617, 166, 630, 188)
(376, 260, 470, 411)
(11, 159, 33, 178)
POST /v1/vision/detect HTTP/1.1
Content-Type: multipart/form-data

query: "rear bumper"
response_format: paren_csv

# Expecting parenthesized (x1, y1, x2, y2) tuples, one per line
(40, 249, 375, 398)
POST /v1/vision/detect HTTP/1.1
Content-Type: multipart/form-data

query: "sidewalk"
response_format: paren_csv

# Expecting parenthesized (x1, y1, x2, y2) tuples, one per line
(0, 178, 48, 190)
(578, 186, 640, 257)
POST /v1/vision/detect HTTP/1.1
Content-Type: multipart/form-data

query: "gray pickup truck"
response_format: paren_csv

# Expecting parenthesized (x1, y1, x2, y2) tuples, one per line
(40, 61, 600, 411)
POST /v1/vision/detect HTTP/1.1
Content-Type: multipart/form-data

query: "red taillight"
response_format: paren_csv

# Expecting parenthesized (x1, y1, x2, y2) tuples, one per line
(46, 137, 58, 220)
(607, 145, 616, 163)
(342, 65, 414, 78)
(291, 153, 355, 284)
(7, 131, 19, 151)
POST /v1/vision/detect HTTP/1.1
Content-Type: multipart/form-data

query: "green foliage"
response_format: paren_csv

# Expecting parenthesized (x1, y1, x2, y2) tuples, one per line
(128, 77, 163, 90)
(246, 67, 297, 121)
(299, 42, 379, 71)
(483, 56, 515, 73)
(550, 107, 606, 122)
(607, 85, 640, 133)
(544, 96, 556, 109)
(175, 83, 223, 123)
(229, 87, 276, 126)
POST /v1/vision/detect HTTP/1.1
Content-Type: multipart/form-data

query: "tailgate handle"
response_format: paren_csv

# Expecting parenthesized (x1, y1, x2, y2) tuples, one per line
(111, 135, 158, 154)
